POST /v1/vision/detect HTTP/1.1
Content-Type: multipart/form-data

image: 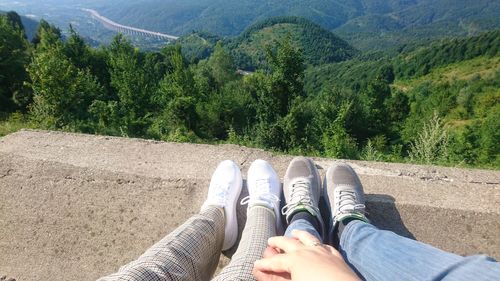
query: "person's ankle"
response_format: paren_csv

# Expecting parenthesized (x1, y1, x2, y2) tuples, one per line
(290, 210, 322, 231)
(333, 215, 369, 248)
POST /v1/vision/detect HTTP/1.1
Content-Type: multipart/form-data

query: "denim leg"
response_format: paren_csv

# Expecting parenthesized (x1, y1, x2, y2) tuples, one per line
(340, 220, 500, 281)
(284, 219, 322, 242)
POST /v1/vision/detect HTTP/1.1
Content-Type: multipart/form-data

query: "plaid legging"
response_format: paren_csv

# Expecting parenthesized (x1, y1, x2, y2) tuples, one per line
(98, 206, 276, 281)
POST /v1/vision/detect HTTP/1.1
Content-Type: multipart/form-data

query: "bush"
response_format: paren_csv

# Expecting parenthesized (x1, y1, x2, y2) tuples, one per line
(0, 112, 32, 137)
(409, 112, 449, 164)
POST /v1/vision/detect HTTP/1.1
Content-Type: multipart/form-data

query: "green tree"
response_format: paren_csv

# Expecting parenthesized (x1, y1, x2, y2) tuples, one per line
(149, 47, 199, 141)
(5, 11, 26, 38)
(32, 19, 61, 49)
(207, 42, 237, 88)
(408, 112, 449, 164)
(27, 44, 104, 130)
(360, 75, 392, 138)
(476, 109, 499, 166)
(63, 26, 92, 70)
(265, 36, 305, 117)
(321, 102, 358, 159)
(250, 36, 307, 150)
(196, 79, 255, 140)
(107, 34, 154, 136)
(0, 15, 30, 112)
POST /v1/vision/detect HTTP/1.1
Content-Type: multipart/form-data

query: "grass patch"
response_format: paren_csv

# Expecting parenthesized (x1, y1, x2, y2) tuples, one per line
(393, 55, 500, 91)
(0, 112, 34, 137)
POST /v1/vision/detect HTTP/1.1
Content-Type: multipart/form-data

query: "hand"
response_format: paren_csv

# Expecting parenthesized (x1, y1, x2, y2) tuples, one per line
(253, 230, 360, 281)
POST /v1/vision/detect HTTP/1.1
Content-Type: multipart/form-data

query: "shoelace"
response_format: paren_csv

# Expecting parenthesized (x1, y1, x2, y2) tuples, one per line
(281, 180, 320, 217)
(214, 183, 230, 204)
(240, 179, 280, 207)
(337, 190, 365, 215)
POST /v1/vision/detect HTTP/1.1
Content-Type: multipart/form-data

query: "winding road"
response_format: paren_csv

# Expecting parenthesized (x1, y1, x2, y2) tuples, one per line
(83, 8, 179, 40)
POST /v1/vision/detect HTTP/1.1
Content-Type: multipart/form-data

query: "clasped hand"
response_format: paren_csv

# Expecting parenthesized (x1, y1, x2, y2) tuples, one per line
(253, 230, 361, 281)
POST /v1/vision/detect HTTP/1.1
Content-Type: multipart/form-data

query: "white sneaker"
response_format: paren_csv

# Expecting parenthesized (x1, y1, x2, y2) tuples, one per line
(241, 159, 282, 230)
(201, 160, 242, 251)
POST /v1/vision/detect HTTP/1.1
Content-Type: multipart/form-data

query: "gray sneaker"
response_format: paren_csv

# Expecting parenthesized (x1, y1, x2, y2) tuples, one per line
(282, 157, 325, 238)
(323, 162, 368, 243)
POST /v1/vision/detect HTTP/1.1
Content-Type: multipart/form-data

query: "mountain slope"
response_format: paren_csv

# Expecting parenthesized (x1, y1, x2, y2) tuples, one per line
(97, 0, 500, 51)
(176, 31, 221, 62)
(304, 30, 499, 167)
(226, 17, 358, 70)
(334, 0, 500, 50)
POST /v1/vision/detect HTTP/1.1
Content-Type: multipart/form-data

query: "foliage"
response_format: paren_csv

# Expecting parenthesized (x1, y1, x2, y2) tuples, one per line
(335, 0, 500, 51)
(0, 14, 31, 112)
(226, 16, 358, 70)
(394, 30, 500, 79)
(321, 102, 359, 159)
(0, 112, 32, 137)
(409, 113, 449, 164)
(27, 41, 104, 131)
(31, 19, 61, 48)
(100, 0, 500, 50)
(0, 14, 498, 169)
(107, 34, 157, 136)
(0, 10, 38, 40)
(177, 31, 221, 63)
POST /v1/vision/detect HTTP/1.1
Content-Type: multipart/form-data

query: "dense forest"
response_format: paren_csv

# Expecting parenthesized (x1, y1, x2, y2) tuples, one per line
(0, 11, 499, 169)
(177, 17, 358, 69)
(99, 0, 500, 49)
(226, 17, 358, 70)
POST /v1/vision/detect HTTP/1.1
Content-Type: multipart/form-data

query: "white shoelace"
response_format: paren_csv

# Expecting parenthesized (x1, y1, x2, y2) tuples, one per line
(281, 180, 320, 217)
(337, 190, 365, 215)
(240, 179, 280, 208)
(214, 184, 229, 204)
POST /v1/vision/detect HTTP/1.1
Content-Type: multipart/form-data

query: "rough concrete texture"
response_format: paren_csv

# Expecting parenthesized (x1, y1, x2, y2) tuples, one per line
(0, 130, 499, 281)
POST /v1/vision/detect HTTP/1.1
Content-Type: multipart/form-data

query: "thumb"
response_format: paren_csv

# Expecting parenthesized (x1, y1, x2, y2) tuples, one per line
(254, 254, 293, 273)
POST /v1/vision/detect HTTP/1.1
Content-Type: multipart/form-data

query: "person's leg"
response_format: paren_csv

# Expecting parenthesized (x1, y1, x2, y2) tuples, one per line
(340, 220, 500, 281)
(98, 206, 225, 281)
(214, 206, 276, 281)
(99, 160, 243, 281)
(284, 213, 322, 242)
(324, 162, 500, 281)
(213, 160, 281, 281)
(282, 157, 325, 242)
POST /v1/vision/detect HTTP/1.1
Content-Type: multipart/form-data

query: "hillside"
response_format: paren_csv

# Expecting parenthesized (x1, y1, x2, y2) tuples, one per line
(176, 31, 221, 63)
(97, 0, 500, 51)
(400, 56, 499, 165)
(334, 0, 500, 51)
(1, 0, 497, 51)
(1, 12, 498, 170)
(304, 30, 499, 168)
(226, 17, 357, 70)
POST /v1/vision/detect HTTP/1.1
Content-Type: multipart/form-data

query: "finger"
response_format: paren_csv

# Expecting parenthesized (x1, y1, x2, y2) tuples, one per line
(253, 268, 291, 281)
(263, 246, 280, 258)
(253, 267, 272, 281)
(325, 244, 343, 258)
(254, 255, 292, 273)
(267, 236, 303, 253)
(292, 230, 321, 246)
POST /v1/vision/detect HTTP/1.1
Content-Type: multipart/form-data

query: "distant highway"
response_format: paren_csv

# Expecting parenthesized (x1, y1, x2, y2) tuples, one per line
(82, 8, 179, 40)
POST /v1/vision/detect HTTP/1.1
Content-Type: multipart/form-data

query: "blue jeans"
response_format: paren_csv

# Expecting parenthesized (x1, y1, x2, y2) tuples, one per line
(284, 218, 323, 242)
(286, 219, 500, 281)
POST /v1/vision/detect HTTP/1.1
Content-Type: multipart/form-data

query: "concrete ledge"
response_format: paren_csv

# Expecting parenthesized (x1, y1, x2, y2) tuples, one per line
(0, 130, 499, 280)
